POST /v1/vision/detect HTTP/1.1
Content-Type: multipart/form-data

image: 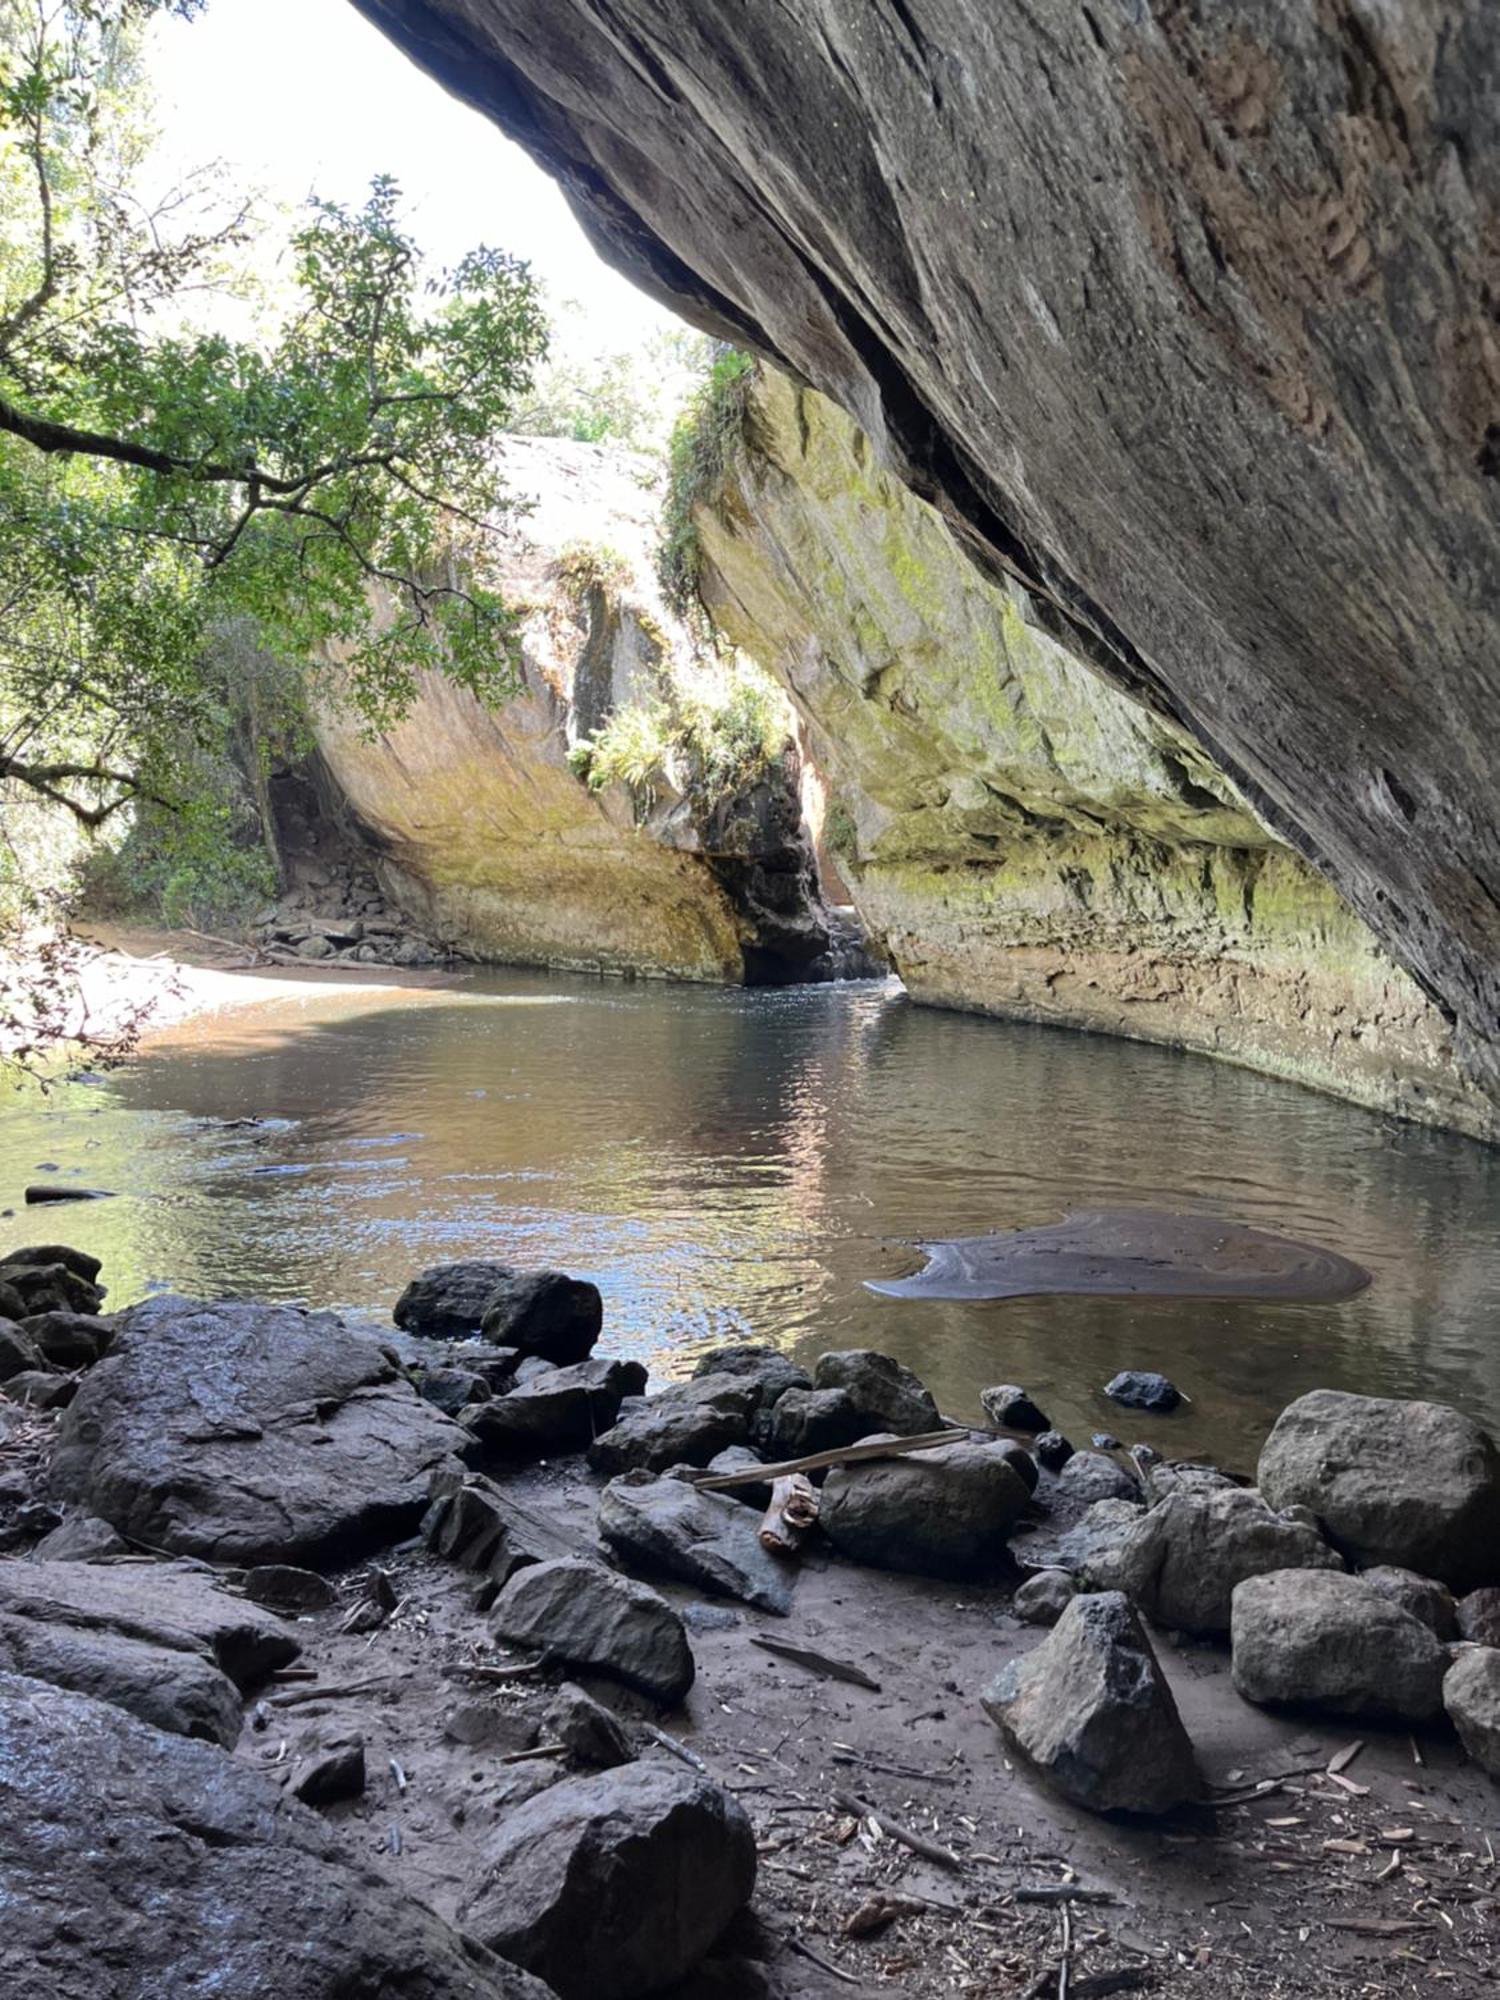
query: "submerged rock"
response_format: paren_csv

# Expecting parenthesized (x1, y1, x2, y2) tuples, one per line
(0, 1671, 550, 2000)
(1258, 1390, 1500, 1590)
(1444, 1650, 1500, 1778)
(457, 1762, 756, 2000)
(983, 1592, 1199, 1815)
(48, 1296, 462, 1566)
(490, 1556, 695, 1705)
(599, 1470, 793, 1615)
(819, 1436, 1030, 1579)
(1104, 1371, 1182, 1415)
(1230, 1570, 1449, 1723)
(1089, 1485, 1343, 1636)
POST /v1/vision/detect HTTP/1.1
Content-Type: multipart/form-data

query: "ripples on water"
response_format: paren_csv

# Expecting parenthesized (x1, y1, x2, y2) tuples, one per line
(4, 968, 1499, 1469)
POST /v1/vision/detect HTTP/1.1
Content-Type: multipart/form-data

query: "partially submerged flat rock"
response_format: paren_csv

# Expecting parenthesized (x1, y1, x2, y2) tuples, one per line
(0, 1671, 551, 2000)
(48, 1296, 463, 1566)
(457, 1762, 756, 2000)
(490, 1556, 695, 1705)
(1258, 1389, 1500, 1590)
(871, 1208, 1370, 1304)
(983, 1591, 1199, 1815)
(599, 1471, 793, 1614)
(1230, 1569, 1449, 1722)
(820, 1436, 1030, 1579)
(1089, 1485, 1343, 1635)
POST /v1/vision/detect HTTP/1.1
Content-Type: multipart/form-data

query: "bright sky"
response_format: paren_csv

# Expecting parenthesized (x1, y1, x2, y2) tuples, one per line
(145, 0, 679, 354)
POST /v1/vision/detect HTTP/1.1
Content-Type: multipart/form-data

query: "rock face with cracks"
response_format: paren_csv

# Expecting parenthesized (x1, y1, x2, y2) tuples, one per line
(351, 0, 1500, 1134)
(47, 1295, 463, 1566)
(0, 1670, 554, 2000)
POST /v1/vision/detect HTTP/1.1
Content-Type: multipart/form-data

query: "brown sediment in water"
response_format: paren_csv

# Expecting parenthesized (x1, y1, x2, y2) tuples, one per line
(867, 1207, 1371, 1305)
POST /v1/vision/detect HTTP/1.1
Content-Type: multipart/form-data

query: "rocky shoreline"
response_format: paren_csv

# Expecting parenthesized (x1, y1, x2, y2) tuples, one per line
(2, 1245, 1499, 1998)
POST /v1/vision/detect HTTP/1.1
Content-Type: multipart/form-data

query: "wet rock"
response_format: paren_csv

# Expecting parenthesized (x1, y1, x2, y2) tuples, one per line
(1258, 1389, 1500, 1590)
(3, 1370, 75, 1409)
(692, 1344, 810, 1411)
(0, 1671, 550, 2000)
(543, 1682, 636, 1768)
(20, 1311, 114, 1369)
(981, 1385, 1050, 1433)
(0, 1321, 45, 1382)
(416, 1366, 491, 1416)
(1, 1243, 101, 1285)
(1444, 1649, 1500, 1778)
(1058, 1451, 1140, 1505)
(1089, 1485, 1344, 1636)
(490, 1556, 695, 1705)
(243, 1565, 340, 1614)
(30, 1514, 127, 1562)
(457, 1762, 756, 2000)
(1104, 1371, 1181, 1414)
(819, 1436, 1030, 1579)
(1359, 1567, 1459, 1641)
(393, 1259, 515, 1337)
(465, 1357, 648, 1460)
(753, 1384, 863, 1457)
(1457, 1587, 1500, 1647)
(812, 1349, 941, 1435)
(1230, 1570, 1448, 1723)
(1034, 1431, 1075, 1472)
(481, 1271, 604, 1364)
(983, 1592, 1199, 1815)
(48, 1296, 463, 1566)
(599, 1470, 793, 1615)
(23, 1184, 114, 1205)
(289, 1732, 366, 1805)
(1012, 1569, 1078, 1627)
(703, 1446, 772, 1509)
(588, 1377, 758, 1476)
(0, 1254, 104, 1317)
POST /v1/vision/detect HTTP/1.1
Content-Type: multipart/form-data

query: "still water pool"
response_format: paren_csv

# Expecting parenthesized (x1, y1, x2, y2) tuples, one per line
(5, 969, 1500, 1470)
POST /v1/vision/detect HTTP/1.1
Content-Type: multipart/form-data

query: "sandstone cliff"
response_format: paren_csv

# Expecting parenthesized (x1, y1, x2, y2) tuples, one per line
(311, 435, 838, 984)
(693, 369, 1495, 1136)
(353, 0, 1500, 1113)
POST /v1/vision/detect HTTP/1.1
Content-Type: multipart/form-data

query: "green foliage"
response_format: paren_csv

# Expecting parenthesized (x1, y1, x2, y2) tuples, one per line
(657, 344, 754, 626)
(553, 540, 631, 602)
(511, 324, 715, 452)
(570, 657, 790, 811)
(0, 0, 550, 851)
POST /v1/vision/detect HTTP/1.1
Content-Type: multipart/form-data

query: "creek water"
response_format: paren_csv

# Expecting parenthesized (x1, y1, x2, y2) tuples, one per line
(5, 968, 1500, 1470)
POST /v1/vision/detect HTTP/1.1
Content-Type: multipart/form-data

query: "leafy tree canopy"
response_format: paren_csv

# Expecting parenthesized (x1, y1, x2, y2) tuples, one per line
(0, 0, 549, 838)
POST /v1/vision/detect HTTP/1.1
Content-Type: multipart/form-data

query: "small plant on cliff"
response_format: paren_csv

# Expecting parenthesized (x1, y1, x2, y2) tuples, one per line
(657, 344, 754, 627)
(570, 658, 791, 813)
(553, 540, 632, 602)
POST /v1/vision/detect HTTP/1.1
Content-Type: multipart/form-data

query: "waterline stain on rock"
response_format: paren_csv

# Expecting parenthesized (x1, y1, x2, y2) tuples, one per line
(868, 1207, 1370, 1305)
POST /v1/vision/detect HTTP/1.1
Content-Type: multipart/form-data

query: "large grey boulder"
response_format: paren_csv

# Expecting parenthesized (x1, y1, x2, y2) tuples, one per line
(819, 1436, 1030, 1579)
(692, 1344, 809, 1410)
(480, 1272, 604, 1364)
(393, 1258, 514, 1337)
(1443, 1649, 1500, 1778)
(753, 1384, 865, 1458)
(48, 1296, 462, 1566)
(1257, 1390, 1500, 1590)
(490, 1557, 695, 1705)
(0, 1559, 299, 1747)
(0, 1671, 552, 2000)
(983, 1592, 1198, 1815)
(465, 1358, 647, 1458)
(1089, 1485, 1343, 1635)
(1057, 1451, 1141, 1505)
(598, 1471, 793, 1614)
(812, 1349, 941, 1435)
(588, 1377, 759, 1476)
(20, 1311, 114, 1369)
(457, 1762, 756, 2000)
(1230, 1569, 1449, 1722)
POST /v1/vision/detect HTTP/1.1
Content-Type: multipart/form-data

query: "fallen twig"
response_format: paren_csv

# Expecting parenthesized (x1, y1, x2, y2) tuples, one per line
(268, 1677, 389, 1709)
(752, 1636, 881, 1691)
(693, 1429, 969, 1491)
(834, 1788, 965, 1872)
(1016, 1886, 1117, 1906)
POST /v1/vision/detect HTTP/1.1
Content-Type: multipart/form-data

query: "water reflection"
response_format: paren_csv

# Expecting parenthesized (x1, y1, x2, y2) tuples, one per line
(3, 968, 1499, 1470)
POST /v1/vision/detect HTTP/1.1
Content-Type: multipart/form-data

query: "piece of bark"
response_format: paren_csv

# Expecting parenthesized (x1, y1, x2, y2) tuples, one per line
(759, 1473, 820, 1554)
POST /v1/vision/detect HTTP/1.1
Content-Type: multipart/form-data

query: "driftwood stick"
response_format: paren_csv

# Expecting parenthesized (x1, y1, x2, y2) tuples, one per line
(751, 1636, 882, 1691)
(759, 1473, 820, 1554)
(834, 1788, 966, 1872)
(693, 1428, 968, 1492)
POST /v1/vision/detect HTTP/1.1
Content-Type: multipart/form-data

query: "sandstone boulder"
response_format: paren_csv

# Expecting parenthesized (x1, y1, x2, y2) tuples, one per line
(21, 1311, 113, 1369)
(819, 1436, 1030, 1579)
(490, 1556, 694, 1705)
(0, 1320, 45, 1382)
(29, 1513, 128, 1562)
(481, 1271, 604, 1364)
(1089, 1485, 1343, 1635)
(1443, 1649, 1500, 1778)
(0, 1671, 551, 2000)
(458, 1763, 755, 2000)
(48, 1296, 462, 1566)
(1230, 1570, 1448, 1723)
(983, 1592, 1198, 1815)
(753, 1384, 864, 1457)
(1257, 1390, 1500, 1590)
(599, 1471, 793, 1614)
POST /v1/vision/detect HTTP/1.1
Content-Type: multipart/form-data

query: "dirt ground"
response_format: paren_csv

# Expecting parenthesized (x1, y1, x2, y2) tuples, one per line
(198, 1454, 1500, 2000)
